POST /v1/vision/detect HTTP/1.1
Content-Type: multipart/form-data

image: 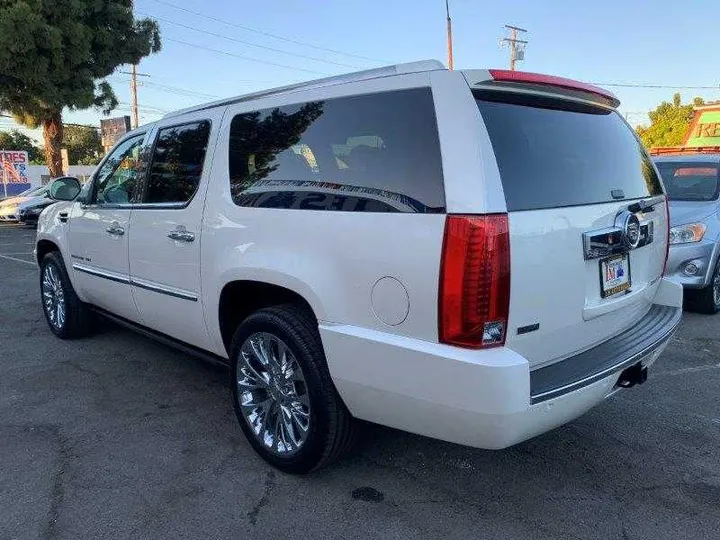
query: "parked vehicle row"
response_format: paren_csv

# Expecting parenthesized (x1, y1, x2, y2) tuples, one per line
(35, 61, 683, 473)
(0, 185, 49, 222)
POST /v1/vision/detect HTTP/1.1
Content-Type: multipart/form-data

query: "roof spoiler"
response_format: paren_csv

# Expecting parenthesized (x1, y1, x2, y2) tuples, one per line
(465, 69, 620, 108)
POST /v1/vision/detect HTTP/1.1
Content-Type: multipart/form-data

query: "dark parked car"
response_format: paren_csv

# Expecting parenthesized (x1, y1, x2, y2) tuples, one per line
(18, 197, 56, 226)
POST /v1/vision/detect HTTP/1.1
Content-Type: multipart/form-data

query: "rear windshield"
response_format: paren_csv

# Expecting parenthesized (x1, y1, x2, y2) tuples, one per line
(654, 162, 719, 201)
(476, 92, 663, 211)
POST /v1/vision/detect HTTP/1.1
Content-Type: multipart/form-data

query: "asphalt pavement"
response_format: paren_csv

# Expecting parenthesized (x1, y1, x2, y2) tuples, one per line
(1, 222, 719, 540)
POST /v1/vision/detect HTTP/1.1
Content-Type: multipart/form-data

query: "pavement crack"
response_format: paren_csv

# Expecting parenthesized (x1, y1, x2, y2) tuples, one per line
(37, 425, 70, 540)
(247, 469, 275, 526)
(60, 360, 100, 377)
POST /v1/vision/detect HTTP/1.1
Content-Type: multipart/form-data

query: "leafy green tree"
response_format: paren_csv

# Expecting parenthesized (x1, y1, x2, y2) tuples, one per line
(63, 125, 103, 165)
(636, 93, 705, 148)
(0, 129, 43, 163)
(0, 1, 160, 176)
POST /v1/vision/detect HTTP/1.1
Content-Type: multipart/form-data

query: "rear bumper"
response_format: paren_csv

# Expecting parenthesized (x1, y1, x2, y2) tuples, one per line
(529, 304, 681, 403)
(320, 287, 682, 450)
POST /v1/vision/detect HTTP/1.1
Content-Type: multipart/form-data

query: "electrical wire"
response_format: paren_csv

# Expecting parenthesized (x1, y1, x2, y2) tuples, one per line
(593, 82, 720, 90)
(140, 11, 360, 69)
(164, 37, 329, 75)
(146, 0, 390, 64)
(109, 76, 220, 100)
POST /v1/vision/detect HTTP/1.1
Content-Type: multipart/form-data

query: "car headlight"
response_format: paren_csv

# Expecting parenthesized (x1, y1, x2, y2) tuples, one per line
(669, 223, 707, 244)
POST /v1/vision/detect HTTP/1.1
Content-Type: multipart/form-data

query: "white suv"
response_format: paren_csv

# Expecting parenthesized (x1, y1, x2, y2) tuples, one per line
(36, 61, 683, 473)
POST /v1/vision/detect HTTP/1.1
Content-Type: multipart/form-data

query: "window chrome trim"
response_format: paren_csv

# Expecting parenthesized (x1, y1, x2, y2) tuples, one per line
(72, 264, 197, 301)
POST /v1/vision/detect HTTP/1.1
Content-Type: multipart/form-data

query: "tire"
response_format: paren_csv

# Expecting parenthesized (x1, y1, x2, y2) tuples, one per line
(229, 304, 356, 473)
(688, 261, 720, 314)
(39, 251, 92, 338)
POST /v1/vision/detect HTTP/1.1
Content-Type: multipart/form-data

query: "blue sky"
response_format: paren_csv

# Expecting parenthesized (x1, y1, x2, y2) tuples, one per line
(3, 0, 719, 140)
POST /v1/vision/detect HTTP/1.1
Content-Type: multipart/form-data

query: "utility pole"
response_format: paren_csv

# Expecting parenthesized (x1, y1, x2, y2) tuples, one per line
(129, 0, 139, 129)
(445, 0, 454, 70)
(501, 25, 528, 71)
(130, 63, 139, 129)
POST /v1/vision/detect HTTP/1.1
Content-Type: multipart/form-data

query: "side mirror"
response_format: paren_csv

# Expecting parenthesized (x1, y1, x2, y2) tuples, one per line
(48, 176, 82, 201)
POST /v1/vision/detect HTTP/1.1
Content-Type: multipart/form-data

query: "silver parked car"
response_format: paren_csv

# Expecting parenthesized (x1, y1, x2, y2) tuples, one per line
(654, 153, 720, 313)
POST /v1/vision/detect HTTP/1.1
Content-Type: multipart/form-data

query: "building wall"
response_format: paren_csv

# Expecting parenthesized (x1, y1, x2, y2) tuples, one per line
(25, 164, 98, 187)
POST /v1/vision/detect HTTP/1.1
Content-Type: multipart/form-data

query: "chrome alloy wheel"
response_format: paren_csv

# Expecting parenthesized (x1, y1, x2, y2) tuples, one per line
(236, 332, 311, 456)
(713, 267, 720, 307)
(42, 264, 66, 330)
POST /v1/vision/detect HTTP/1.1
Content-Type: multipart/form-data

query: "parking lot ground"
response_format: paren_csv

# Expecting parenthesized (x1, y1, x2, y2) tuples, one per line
(1, 223, 719, 540)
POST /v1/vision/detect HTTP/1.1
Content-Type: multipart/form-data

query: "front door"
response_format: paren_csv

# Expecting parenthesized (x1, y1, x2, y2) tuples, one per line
(68, 132, 148, 323)
(128, 113, 219, 349)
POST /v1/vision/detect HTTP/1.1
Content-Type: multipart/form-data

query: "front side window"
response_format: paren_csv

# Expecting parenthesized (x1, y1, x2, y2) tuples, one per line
(144, 121, 211, 204)
(228, 88, 445, 213)
(93, 135, 145, 204)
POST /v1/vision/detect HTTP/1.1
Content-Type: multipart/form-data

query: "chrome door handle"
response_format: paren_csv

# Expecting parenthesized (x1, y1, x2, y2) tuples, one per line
(167, 228, 195, 243)
(106, 223, 125, 236)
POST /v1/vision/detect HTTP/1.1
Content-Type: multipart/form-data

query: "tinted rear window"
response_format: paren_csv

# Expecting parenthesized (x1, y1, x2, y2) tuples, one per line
(228, 88, 444, 213)
(476, 92, 663, 211)
(145, 121, 211, 204)
(655, 162, 719, 201)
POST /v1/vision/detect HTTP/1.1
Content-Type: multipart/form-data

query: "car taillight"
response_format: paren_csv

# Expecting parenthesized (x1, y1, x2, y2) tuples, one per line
(439, 214, 510, 348)
(663, 196, 670, 275)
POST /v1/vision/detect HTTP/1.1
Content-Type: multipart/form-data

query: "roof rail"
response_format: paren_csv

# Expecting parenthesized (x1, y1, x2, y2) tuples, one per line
(649, 146, 720, 156)
(163, 60, 446, 119)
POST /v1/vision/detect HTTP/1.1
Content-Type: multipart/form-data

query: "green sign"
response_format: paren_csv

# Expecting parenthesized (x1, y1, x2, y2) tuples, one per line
(686, 110, 720, 147)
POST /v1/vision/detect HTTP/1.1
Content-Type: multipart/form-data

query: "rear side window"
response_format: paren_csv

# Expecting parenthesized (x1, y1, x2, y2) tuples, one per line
(655, 162, 719, 201)
(228, 88, 444, 213)
(145, 121, 211, 204)
(476, 92, 663, 211)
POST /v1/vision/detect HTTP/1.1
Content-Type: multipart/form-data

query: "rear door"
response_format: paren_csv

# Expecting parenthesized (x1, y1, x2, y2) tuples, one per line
(474, 88, 667, 368)
(128, 111, 221, 350)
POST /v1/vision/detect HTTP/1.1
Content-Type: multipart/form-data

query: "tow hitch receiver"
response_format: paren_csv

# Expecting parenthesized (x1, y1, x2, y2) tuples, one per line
(617, 362, 648, 388)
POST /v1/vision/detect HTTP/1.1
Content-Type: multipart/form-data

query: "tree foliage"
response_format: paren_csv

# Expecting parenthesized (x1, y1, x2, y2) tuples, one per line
(636, 93, 705, 148)
(63, 125, 102, 165)
(0, 129, 43, 163)
(0, 1, 160, 176)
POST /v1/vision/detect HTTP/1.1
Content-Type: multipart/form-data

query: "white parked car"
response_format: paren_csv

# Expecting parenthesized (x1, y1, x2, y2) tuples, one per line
(36, 61, 683, 473)
(0, 185, 48, 221)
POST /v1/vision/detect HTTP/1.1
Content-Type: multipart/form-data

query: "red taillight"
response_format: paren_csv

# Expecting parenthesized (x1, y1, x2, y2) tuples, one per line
(439, 214, 510, 348)
(488, 69, 620, 107)
(663, 196, 670, 275)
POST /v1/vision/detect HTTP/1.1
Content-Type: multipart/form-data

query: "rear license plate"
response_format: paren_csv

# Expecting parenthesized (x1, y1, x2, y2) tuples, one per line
(600, 253, 631, 298)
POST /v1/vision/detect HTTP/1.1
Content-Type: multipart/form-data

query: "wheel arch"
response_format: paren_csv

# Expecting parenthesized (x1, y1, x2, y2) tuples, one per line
(217, 278, 324, 355)
(36, 238, 60, 265)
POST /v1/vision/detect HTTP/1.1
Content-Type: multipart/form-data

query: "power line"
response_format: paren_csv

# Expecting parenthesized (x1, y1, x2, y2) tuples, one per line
(594, 82, 720, 90)
(140, 11, 360, 69)
(165, 37, 328, 75)
(116, 101, 170, 113)
(147, 0, 389, 64)
(109, 76, 220, 100)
